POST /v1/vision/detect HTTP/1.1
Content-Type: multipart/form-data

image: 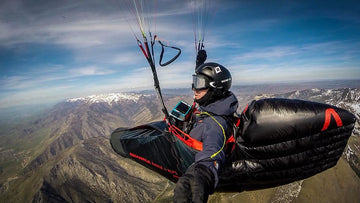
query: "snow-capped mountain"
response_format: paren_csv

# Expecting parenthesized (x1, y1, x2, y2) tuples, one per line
(256, 88, 360, 119)
(66, 93, 148, 105)
(281, 88, 360, 135)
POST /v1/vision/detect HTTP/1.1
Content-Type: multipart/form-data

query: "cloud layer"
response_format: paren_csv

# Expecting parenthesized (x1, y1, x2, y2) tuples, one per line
(0, 0, 359, 108)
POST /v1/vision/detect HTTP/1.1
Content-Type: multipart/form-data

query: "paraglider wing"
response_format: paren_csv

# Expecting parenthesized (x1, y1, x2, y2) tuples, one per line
(218, 98, 356, 191)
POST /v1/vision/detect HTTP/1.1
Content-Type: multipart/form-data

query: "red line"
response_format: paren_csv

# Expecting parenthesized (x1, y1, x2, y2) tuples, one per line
(138, 42, 148, 58)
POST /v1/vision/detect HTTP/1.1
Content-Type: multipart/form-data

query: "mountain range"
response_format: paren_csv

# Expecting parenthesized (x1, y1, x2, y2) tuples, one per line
(0, 85, 359, 202)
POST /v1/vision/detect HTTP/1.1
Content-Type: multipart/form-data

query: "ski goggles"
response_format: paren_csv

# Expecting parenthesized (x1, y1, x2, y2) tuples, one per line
(192, 74, 210, 90)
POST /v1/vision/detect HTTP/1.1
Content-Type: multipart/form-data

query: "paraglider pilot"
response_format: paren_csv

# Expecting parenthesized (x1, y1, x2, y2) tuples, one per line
(174, 51, 238, 202)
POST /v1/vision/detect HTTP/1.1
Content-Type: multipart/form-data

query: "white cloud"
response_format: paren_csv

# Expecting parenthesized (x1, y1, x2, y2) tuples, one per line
(0, 64, 117, 92)
(232, 46, 299, 62)
(0, 75, 29, 90)
(0, 0, 193, 49)
(69, 66, 115, 76)
(0, 84, 74, 108)
(110, 52, 145, 65)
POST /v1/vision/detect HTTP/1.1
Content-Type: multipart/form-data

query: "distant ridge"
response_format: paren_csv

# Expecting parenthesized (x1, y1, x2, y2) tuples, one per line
(66, 93, 150, 105)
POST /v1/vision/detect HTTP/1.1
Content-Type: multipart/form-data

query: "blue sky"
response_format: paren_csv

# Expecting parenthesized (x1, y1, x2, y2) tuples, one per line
(0, 0, 359, 108)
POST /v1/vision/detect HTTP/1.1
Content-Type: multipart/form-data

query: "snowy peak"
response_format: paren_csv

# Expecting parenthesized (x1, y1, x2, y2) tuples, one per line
(66, 93, 147, 105)
(256, 88, 360, 120)
(323, 88, 360, 103)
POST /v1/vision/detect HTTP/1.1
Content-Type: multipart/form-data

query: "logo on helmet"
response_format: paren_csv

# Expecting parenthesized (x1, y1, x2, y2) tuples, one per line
(214, 66, 222, 74)
(221, 78, 231, 83)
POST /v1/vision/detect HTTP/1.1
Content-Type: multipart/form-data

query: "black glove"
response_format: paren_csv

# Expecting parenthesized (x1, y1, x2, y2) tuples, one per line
(196, 50, 207, 68)
(174, 163, 215, 203)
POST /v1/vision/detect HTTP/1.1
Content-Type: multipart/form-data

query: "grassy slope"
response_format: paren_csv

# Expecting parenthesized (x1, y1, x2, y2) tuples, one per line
(296, 158, 360, 203)
(0, 126, 52, 183)
(0, 141, 77, 203)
